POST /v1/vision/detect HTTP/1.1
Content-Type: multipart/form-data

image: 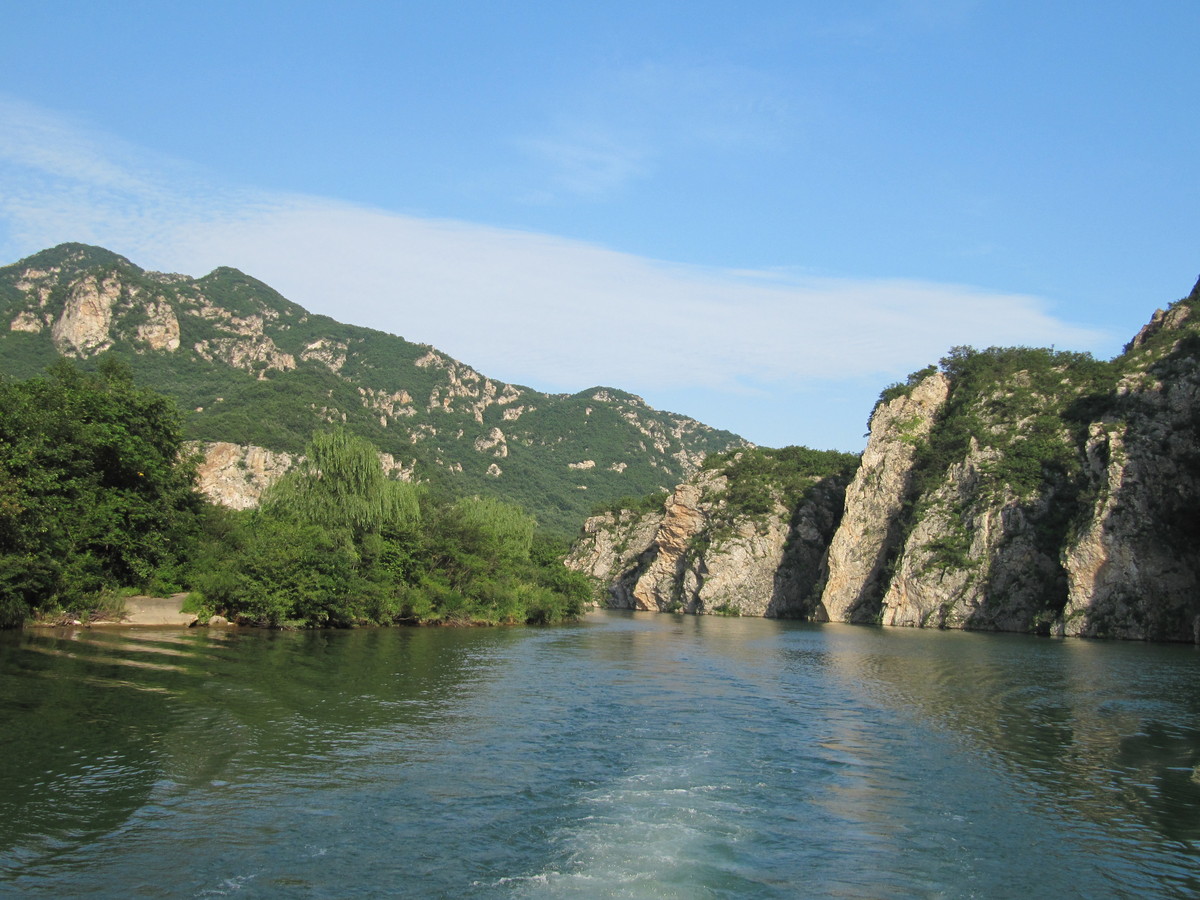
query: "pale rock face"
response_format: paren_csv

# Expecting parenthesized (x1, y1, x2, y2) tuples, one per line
(474, 427, 508, 457)
(377, 452, 416, 481)
(360, 387, 417, 420)
(10, 311, 45, 333)
(692, 514, 791, 616)
(567, 508, 666, 583)
(1128, 305, 1191, 351)
(1062, 367, 1200, 641)
(878, 441, 1062, 632)
(422, 353, 523, 422)
(193, 335, 296, 377)
(300, 338, 348, 373)
(568, 460, 595, 470)
(50, 275, 123, 356)
(819, 373, 950, 623)
(566, 463, 844, 617)
(193, 442, 295, 510)
(135, 300, 181, 351)
(194, 443, 415, 510)
(629, 477, 716, 611)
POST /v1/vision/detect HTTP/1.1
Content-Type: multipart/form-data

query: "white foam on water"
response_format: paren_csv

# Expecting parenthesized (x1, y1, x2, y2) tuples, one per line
(493, 760, 755, 898)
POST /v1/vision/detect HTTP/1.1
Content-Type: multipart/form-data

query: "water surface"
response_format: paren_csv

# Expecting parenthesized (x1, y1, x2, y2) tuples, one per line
(1, 612, 1198, 897)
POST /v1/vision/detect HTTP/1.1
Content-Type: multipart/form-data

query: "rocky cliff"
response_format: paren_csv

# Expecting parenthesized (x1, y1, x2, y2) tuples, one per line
(825, 281, 1200, 641)
(566, 447, 856, 617)
(0, 244, 746, 535)
(572, 278, 1200, 642)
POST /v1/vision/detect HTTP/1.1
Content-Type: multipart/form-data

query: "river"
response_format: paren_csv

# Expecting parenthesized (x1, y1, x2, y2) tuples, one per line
(1, 611, 1198, 898)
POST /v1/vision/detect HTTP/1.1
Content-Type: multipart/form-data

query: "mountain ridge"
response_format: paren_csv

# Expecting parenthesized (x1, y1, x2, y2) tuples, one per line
(0, 243, 749, 535)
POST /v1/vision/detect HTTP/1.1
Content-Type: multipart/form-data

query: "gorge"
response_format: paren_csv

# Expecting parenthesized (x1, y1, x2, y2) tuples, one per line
(568, 278, 1200, 643)
(3, 243, 1200, 641)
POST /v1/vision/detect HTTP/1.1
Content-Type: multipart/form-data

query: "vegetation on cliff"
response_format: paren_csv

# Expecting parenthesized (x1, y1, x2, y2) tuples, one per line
(567, 444, 857, 618)
(0, 363, 589, 628)
(700, 445, 859, 519)
(574, 275, 1200, 641)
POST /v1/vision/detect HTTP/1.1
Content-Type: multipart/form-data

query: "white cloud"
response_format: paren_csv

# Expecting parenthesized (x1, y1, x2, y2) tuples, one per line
(0, 97, 1106, 448)
(513, 60, 794, 199)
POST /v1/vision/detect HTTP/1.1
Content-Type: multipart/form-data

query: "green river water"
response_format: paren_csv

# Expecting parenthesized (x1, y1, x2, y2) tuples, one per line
(1, 611, 1198, 897)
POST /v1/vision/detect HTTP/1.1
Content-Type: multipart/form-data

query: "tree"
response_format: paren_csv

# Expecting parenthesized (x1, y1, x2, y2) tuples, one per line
(0, 359, 203, 624)
(260, 427, 420, 540)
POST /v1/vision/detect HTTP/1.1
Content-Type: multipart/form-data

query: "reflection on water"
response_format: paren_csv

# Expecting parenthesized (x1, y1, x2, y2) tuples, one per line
(1, 614, 1198, 897)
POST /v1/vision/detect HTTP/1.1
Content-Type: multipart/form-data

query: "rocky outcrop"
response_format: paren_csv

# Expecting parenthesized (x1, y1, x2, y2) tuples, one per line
(567, 452, 851, 617)
(1061, 354, 1200, 641)
(877, 440, 1064, 632)
(820, 283, 1200, 642)
(566, 505, 667, 603)
(569, 280, 1200, 642)
(474, 427, 508, 457)
(50, 274, 122, 356)
(193, 442, 295, 509)
(818, 373, 949, 623)
(627, 475, 715, 612)
(135, 300, 181, 352)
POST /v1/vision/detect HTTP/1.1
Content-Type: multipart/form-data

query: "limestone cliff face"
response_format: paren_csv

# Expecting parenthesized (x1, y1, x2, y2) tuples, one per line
(818, 373, 949, 623)
(1061, 342, 1200, 641)
(571, 281, 1200, 641)
(877, 440, 1064, 632)
(822, 283, 1200, 642)
(50, 274, 122, 356)
(625, 474, 720, 613)
(566, 506, 667, 607)
(192, 442, 296, 510)
(567, 452, 850, 617)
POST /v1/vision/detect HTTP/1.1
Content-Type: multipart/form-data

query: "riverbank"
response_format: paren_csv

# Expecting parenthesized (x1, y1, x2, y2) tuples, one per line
(29, 593, 201, 628)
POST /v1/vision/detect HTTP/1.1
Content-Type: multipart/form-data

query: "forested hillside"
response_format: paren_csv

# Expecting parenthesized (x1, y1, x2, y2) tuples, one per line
(0, 244, 746, 536)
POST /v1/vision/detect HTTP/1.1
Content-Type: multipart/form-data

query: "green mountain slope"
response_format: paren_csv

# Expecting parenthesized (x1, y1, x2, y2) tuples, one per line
(0, 244, 747, 535)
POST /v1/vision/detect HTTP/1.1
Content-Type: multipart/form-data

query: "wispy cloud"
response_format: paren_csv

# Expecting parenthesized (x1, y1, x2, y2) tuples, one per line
(514, 60, 794, 199)
(0, 97, 1105, 448)
(517, 130, 650, 198)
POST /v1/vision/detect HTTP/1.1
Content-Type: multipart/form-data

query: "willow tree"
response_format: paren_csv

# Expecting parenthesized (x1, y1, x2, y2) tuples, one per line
(260, 428, 420, 540)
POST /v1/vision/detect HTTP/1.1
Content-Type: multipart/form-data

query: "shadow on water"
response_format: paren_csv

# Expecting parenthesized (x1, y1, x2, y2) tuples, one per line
(0, 625, 494, 888)
(796, 624, 1200, 896)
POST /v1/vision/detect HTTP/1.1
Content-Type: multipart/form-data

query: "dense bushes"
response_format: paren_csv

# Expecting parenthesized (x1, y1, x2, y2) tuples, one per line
(702, 445, 859, 518)
(0, 365, 589, 628)
(0, 359, 203, 624)
(188, 429, 590, 627)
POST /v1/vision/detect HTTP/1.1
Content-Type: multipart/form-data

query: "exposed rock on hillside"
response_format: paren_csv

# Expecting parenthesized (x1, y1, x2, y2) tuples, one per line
(571, 278, 1200, 642)
(818, 372, 949, 623)
(1060, 323, 1200, 640)
(0, 243, 747, 535)
(567, 448, 855, 617)
(192, 441, 416, 510)
(192, 442, 296, 509)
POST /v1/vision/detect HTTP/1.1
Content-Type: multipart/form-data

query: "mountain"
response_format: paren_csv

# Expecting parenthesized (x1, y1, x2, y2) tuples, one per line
(0, 243, 747, 536)
(570, 276, 1200, 642)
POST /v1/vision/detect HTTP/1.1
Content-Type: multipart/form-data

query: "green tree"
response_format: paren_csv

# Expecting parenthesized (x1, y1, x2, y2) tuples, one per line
(0, 359, 203, 624)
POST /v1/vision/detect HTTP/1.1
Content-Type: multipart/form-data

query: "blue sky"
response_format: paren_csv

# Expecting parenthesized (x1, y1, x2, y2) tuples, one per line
(1, 1, 1197, 450)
